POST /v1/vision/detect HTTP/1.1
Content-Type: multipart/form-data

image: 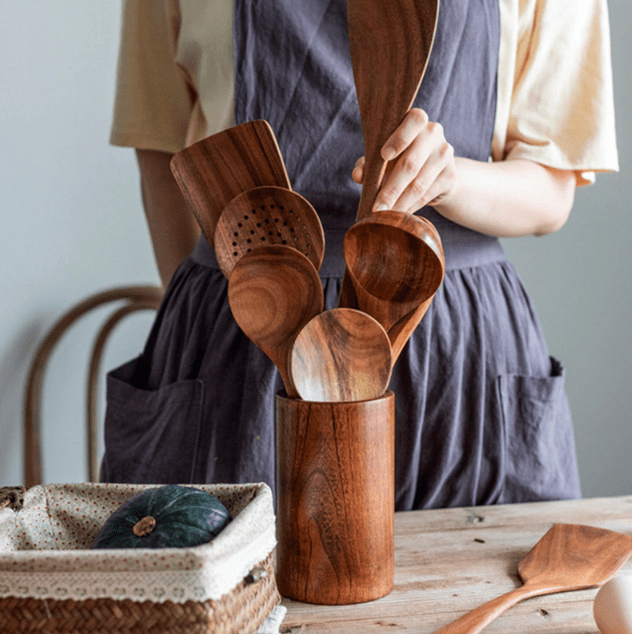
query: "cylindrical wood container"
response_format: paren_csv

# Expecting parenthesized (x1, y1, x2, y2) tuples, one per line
(275, 391, 395, 605)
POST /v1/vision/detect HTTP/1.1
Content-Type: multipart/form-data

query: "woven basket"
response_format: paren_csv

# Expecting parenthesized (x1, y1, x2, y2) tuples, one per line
(0, 483, 281, 634)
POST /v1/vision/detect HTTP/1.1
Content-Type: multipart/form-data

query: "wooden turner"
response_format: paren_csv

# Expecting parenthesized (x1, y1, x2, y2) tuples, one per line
(170, 120, 291, 246)
(432, 523, 632, 634)
(339, 0, 440, 309)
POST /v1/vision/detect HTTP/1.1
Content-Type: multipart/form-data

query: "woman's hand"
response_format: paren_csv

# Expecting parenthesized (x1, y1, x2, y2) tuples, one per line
(352, 108, 457, 214)
(352, 108, 577, 238)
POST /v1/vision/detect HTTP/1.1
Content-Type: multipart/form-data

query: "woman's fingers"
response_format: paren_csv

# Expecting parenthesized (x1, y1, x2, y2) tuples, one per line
(389, 137, 455, 212)
(380, 108, 429, 161)
(375, 131, 453, 211)
(352, 156, 365, 184)
(352, 108, 456, 213)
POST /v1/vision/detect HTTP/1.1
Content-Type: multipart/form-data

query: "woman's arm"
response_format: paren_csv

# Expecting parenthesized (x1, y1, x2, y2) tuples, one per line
(136, 149, 201, 287)
(353, 108, 576, 238)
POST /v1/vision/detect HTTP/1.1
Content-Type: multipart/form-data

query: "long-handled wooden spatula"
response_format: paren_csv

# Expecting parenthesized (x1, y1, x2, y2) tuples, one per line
(431, 523, 632, 634)
(339, 0, 440, 308)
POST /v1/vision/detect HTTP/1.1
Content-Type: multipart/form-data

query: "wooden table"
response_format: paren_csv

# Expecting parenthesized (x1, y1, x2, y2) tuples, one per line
(281, 495, 632, 633)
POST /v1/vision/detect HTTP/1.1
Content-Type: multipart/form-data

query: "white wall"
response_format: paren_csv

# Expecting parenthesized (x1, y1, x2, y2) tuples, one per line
(1, 2, 630, 497)
(0, 2, 159, 484)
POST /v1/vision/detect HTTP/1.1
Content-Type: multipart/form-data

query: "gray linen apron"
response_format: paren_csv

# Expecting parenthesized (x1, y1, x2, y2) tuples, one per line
(101, 0, 582, 509)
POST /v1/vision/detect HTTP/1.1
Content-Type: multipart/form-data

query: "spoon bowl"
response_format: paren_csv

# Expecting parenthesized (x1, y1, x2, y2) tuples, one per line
(227, 245, 324, 398)
(290, 308, 392, 403)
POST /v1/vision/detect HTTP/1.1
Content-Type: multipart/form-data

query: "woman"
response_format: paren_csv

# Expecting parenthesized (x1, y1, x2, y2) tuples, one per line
(102, 0, 617, 509)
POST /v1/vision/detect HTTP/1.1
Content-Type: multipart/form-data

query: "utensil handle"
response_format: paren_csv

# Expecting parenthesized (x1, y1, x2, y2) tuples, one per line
(338, 156, 389, 308)
(431, 585, 540, 634)
(356, 154, 388, 221)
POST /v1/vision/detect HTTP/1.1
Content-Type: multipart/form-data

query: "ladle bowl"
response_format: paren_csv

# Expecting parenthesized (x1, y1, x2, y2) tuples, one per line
(344, 210, 444, 343)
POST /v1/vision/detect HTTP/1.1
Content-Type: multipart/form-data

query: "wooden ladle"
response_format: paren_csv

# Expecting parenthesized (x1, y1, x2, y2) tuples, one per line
(213, 186, 325, 278)
(170, 120, 291, 246)
(227, 245, 324, 398)
(344, 210, 444, 361)
(432, 523, 632, 634)
(290, 308, 392, 403)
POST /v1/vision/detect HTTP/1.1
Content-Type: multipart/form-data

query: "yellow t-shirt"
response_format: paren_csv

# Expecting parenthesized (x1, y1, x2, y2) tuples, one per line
(110, 0, 618, 186)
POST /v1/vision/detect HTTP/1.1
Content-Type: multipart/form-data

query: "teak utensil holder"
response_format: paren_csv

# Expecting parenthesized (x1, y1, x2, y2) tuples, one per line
(275, 391, 395, 605)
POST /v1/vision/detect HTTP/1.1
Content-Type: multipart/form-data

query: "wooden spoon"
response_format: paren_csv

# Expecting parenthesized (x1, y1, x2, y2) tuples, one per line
(170, 120, 291, 246)
(290, 308, 392, 403)
(339, 0, 440, 308)
(227, 245, 324, 398)
(344, 210, 444, 360)
(214, 186, 325, 278)
(432, 523, 632, 634)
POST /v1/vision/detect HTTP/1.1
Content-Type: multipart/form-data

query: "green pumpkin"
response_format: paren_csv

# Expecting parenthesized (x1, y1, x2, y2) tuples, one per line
(91, 485, 231, 549)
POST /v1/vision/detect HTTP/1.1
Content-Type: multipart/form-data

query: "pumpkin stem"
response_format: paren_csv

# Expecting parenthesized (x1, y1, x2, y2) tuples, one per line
(133, 516, 157, 537)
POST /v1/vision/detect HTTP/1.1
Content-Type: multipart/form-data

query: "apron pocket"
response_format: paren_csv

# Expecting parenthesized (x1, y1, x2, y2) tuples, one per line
(497, 356, 581, 503)
(100, 357, 204, 484)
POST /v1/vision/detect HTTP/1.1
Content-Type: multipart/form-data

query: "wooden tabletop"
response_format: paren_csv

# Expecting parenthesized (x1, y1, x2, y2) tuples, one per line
(281, 495, 632, 633)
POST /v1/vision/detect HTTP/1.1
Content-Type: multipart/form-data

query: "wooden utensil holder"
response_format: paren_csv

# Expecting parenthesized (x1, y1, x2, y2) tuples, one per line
(275, 391, 395, 604)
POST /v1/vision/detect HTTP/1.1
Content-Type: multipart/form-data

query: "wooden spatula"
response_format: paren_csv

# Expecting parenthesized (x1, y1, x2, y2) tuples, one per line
(339, 0, 440, 309)
(227, 245, 324, 398)
(432, 523, 632, 634)
(170, 120, 291, 246)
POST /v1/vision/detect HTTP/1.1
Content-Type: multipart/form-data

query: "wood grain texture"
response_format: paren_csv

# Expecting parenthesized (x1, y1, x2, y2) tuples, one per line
(170, 120, 290, 246)
(290, 308, 392, 402)
(214, 186, 325, 278)
(338, 0, 439, 310)
(227, 246, 324, 398)
(282, 496, 632, 633)
(347, 0, 439, 221)
(431, 523, 632, 634)
(275, 391, 395, 605)
(343, 211, 444, 356)
(387, 214, 446, 363)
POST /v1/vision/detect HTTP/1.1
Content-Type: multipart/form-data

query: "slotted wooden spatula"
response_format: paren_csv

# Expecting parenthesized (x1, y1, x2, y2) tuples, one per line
(214, 186, 325, 278)
(170, 120, 291, 246)
(432, 523, 632, 634)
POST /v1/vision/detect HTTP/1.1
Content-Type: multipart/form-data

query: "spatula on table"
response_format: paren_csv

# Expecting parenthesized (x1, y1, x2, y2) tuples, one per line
(432, 523, 632, 634)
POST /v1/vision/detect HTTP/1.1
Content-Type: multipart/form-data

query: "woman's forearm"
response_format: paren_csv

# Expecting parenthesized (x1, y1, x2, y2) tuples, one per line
(365, 110, 577, 239)
(432, 157, 576, 238)
(136, 149, 201, 287)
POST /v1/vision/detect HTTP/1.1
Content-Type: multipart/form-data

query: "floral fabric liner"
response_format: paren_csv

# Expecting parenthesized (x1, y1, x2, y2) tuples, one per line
(0, 482, 276, 604)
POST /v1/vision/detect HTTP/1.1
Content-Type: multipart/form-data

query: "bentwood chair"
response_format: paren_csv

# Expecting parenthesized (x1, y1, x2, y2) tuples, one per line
(23, 285, 164, 488)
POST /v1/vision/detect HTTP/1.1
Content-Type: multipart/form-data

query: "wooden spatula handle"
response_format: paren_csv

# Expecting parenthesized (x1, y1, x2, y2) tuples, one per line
(431, 585, 542, 634)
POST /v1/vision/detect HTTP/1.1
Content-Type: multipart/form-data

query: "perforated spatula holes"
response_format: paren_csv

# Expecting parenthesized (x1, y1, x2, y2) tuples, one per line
(214, 187, 324, 278)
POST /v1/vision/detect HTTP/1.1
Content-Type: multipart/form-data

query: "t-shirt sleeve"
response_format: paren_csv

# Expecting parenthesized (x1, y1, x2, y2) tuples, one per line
(109, 0, 195, 153)
(495, 0, 618, 186)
